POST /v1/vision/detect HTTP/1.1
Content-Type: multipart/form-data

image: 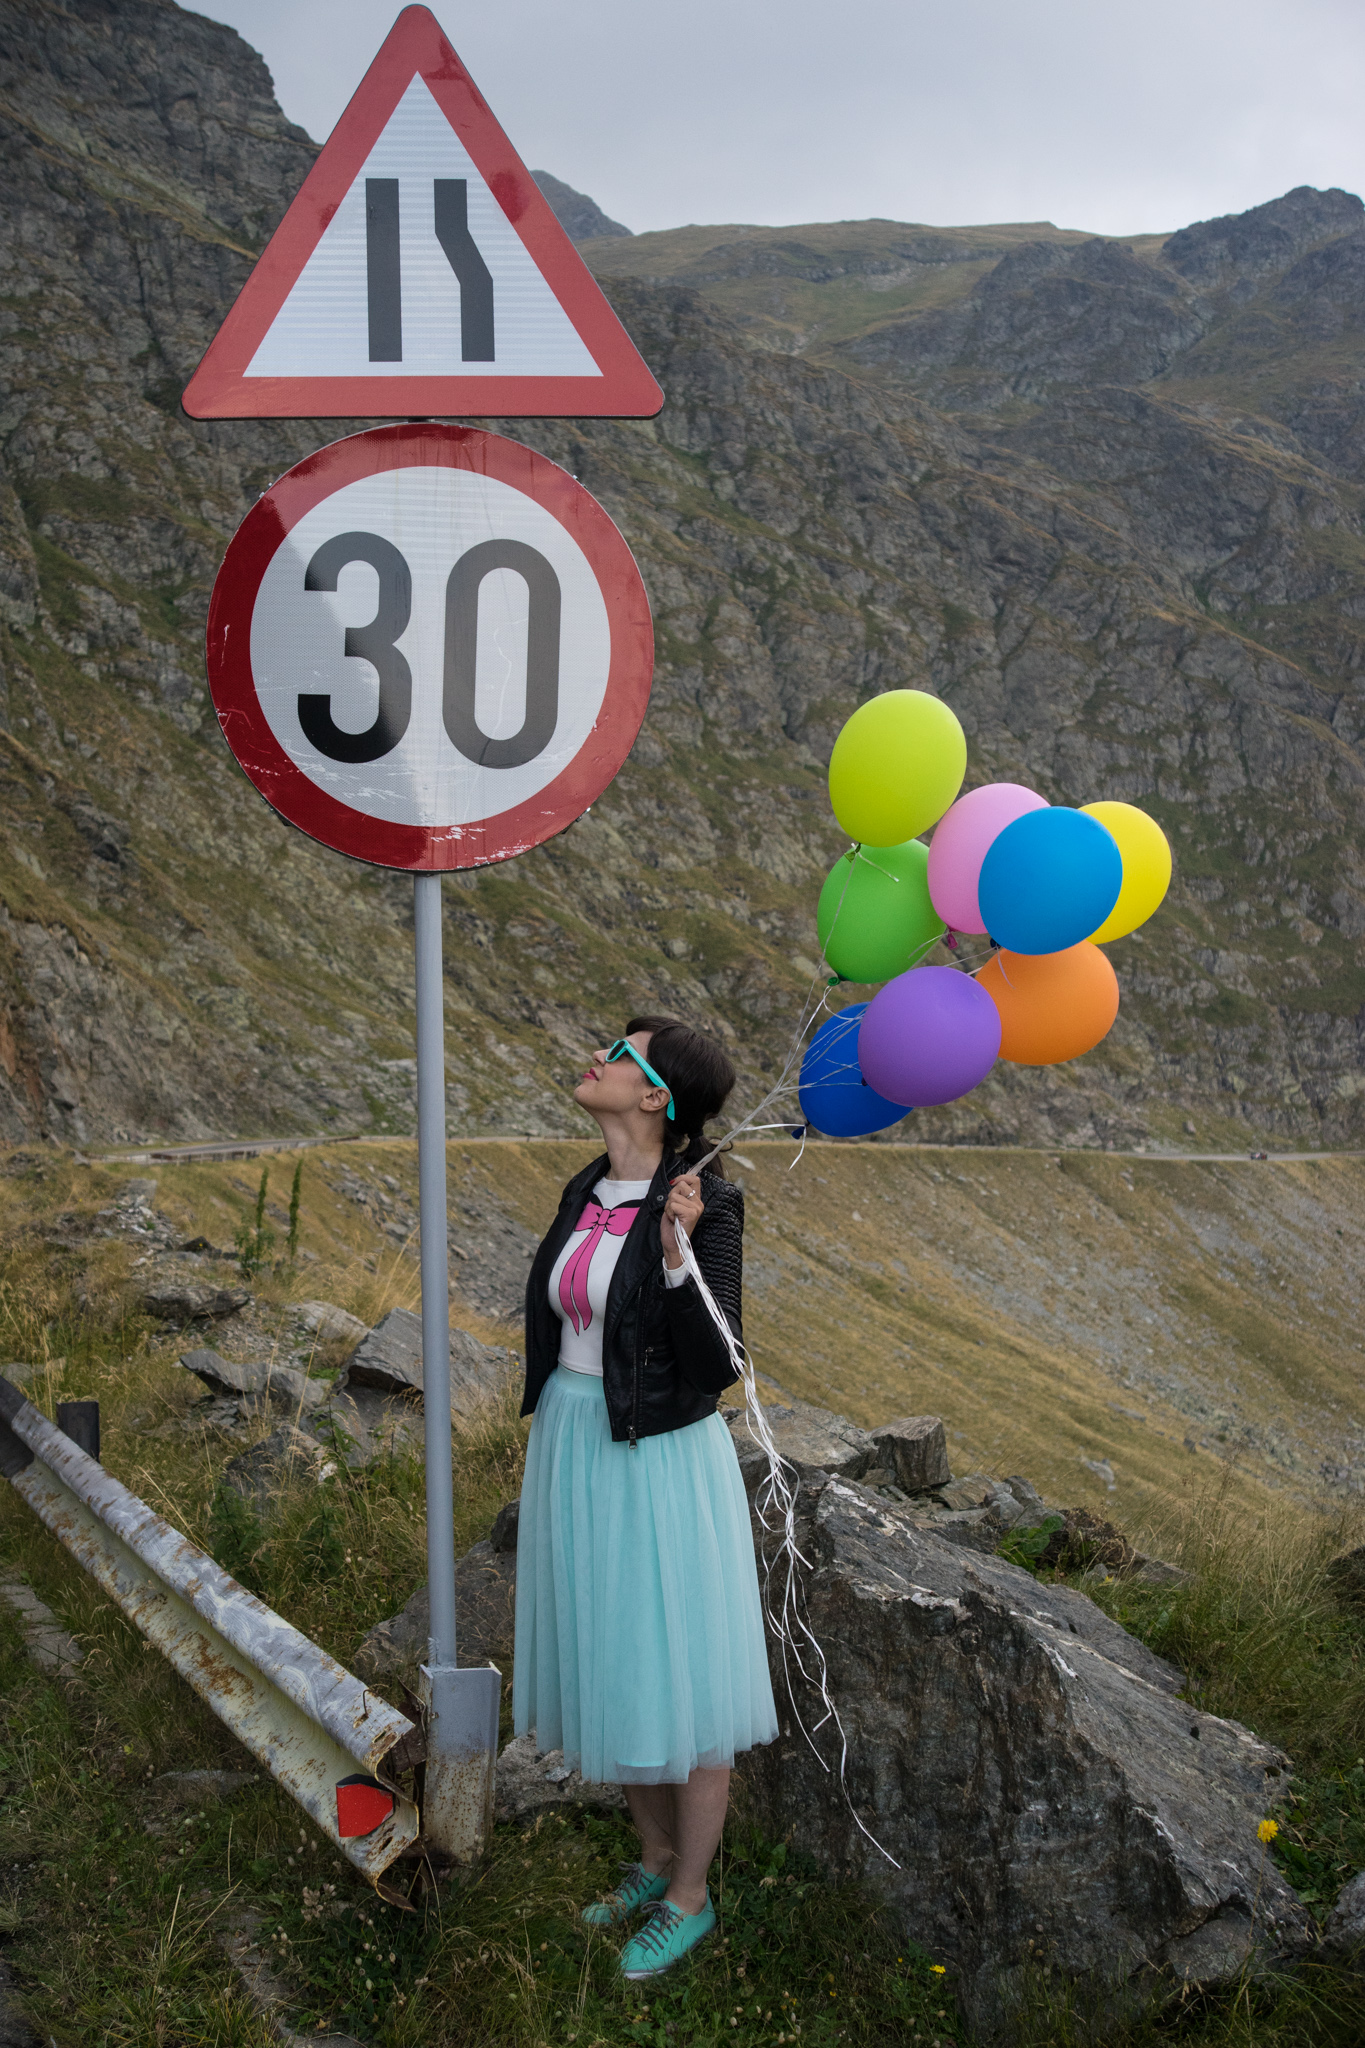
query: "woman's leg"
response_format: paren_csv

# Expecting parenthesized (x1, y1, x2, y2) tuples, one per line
(624, 1783, 676, 1877)
(662, 1765, 729, 1914)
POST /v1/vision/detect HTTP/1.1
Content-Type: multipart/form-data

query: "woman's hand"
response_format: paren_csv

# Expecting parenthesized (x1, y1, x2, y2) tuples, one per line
(661, 1175, 705, 1268)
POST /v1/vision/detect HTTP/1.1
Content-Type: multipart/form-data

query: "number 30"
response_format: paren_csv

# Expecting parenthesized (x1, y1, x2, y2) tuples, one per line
(300, 530, 561, 770)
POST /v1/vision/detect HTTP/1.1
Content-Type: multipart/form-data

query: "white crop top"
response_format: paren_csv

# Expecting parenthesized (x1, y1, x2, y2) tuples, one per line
(548, 1176, 686, 1376)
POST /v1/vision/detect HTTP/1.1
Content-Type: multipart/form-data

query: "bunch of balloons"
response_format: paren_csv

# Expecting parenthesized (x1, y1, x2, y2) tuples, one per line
(799, 689, 1171, 1136)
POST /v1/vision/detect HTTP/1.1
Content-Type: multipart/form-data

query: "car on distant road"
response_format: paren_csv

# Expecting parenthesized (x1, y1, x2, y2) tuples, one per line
(1248, 1149, 1269, 1160)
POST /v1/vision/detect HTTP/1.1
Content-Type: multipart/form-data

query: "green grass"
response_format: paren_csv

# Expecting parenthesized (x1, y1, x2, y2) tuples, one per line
(3, 1167, 1365, 2042)
(0, 1322, 957, 2046)
(6, 1400, 1365, 2047)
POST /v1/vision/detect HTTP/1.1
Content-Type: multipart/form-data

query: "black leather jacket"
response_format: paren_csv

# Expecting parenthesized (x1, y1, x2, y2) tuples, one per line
(522, 1153, 744, 1444)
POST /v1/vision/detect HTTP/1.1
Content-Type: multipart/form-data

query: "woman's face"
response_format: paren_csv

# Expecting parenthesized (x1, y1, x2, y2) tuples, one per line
(573, 1030, 666, 1123)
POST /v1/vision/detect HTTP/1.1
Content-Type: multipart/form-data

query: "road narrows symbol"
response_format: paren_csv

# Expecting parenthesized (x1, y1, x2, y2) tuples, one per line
(364, 178, 496, 366)
(364, 180, 402, 362)
(182, 5, 661, 419)
(434, 180, 495, 363)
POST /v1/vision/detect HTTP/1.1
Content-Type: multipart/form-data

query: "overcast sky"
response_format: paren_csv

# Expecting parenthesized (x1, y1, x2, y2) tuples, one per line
(198, 0, 1365, 239)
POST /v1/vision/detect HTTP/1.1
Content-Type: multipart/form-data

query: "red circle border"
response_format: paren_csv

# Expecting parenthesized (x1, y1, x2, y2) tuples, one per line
(205, 423, 654, 871)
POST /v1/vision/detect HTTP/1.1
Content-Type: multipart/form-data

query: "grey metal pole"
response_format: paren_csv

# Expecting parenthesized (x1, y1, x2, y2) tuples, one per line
(412, 870, 501, 1866)
(414, 870, 456, 1670)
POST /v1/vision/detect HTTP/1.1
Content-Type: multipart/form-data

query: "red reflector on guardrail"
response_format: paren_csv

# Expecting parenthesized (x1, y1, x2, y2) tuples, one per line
(336, 1774, 395, 1838)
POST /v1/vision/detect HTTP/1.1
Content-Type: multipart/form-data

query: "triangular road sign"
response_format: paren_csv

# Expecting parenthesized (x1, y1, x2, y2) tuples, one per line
(182, 6, 663, 420)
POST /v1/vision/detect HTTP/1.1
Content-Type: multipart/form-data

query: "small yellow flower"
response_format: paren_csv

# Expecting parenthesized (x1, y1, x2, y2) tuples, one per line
(931, 1963, 947, 1975)
(1257, 1818, 1279, 1844)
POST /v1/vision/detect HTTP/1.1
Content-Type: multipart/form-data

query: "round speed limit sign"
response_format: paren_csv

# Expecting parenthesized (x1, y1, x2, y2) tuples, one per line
(206, 424, 653, 869)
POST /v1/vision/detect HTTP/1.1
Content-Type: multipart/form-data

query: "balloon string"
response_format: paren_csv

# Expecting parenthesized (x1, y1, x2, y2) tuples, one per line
(676, 846, 975, 1869)
(852, 848, 901, 882)
(690, 970, 836, 1174)
(673, 1222, 901, 1869)
(813, 843, 861, 965)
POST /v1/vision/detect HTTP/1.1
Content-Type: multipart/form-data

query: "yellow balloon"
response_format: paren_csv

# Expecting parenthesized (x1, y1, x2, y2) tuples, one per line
(1081, 801, 1171, 941)
(828, 690, 966, 845)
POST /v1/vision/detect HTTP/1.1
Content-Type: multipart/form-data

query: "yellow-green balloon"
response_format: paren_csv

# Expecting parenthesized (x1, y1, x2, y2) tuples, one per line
(828, 690, 967, 845)
(1081, 801, 1172, 942)
(817, 841, 946, 983)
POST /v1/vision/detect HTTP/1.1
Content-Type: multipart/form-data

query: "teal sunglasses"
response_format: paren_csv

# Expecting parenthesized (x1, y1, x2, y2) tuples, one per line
(605, 1038, 675, 1119)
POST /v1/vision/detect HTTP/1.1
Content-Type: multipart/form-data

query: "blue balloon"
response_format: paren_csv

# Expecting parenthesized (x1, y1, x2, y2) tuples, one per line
(798, 1006, 910, 1137)
(977, 808, 1122, 955)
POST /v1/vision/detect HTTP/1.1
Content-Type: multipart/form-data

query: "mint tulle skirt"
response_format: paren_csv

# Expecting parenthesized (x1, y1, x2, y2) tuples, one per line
(512, 1366, 778, 1784)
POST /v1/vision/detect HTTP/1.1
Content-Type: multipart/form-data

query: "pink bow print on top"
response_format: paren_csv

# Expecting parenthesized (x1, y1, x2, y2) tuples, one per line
(558, 1202, 640, 1335)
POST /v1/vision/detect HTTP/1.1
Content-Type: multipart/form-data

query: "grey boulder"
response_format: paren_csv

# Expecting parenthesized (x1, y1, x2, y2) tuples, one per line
(495, 1733, 625, 1823)
(866, 1414, 952, 1492)
(354, 1534, 517, 1685)
(725, 1396, 873, 1483)
(739, 1473, 1310, 2034)
(1328, 1543, 1365, 1604)
(0, 1574, 84, 1677)
(342, 1308, 513, 1416)
(144, 1282, 250, 1322)
(727, 1398, 949, 1496)
(222, 1425, 337, 1510)
(489, 1496, 520, 1553)
(1322, 1869, 1365, 1968)
(179, 1349, 327, 1414)
(295, 1300, 368, 1349)
(310, 1385, 423, 1469)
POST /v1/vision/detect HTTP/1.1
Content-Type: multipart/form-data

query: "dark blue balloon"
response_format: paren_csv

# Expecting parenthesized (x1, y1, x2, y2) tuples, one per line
(798, 1006, 910, 1137)
(977, 808, 1122, 955)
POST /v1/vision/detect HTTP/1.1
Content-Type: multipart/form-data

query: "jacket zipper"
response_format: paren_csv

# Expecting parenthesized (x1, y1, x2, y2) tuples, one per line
(630, 1342, 648, 1449)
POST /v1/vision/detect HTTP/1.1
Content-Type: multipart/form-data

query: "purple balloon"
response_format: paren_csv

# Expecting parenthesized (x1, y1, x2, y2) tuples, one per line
(857, 965, 1002, 1107)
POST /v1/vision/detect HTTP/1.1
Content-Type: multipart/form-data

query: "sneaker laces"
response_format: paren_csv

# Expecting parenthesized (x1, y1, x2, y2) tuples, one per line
(632, 1900, 685, 1955)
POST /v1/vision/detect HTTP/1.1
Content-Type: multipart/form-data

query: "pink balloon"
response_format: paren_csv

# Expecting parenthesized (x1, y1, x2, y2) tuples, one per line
(927, 783, 1049, 934)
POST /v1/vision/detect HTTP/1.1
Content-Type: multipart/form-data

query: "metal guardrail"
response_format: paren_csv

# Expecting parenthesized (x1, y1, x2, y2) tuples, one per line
(0, 1375, 422, 1898)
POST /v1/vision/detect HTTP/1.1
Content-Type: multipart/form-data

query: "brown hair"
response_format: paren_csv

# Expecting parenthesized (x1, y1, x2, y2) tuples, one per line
(628, 1014, 736, 1175)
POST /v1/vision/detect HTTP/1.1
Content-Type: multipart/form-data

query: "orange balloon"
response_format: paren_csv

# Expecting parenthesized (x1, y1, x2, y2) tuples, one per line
(978, 943, 1119, 1065)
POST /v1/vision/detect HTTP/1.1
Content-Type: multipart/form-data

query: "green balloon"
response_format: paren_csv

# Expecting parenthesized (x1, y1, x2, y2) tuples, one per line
(817, 840, 946, 983)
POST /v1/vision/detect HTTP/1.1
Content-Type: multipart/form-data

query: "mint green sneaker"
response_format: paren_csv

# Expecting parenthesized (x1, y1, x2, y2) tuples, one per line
(581, 1862, 669, 1928)
(619, 1892, 717, 1978)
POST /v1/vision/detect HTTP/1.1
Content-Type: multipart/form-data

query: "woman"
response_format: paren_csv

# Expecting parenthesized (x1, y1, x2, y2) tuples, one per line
(514, 1013, 777, 1979)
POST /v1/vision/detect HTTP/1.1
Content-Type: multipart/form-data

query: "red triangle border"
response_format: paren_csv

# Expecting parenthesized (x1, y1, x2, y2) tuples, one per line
(182, 5, 663, 421)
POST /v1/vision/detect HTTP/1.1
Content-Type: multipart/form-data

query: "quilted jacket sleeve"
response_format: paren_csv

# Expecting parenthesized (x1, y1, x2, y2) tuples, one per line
(661, 1177, 745, 1397)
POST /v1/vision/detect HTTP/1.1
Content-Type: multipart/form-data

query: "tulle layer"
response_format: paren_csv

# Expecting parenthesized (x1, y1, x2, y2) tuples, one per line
(512, 1366, 778, 1784)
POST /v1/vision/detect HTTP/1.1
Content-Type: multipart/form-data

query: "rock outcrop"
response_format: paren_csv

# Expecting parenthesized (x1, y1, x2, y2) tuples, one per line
(143, 1283, 250, 1324)
(294, 1301, 368, 1350)
(1323, 1869, 1365, 1969)
(738, 1471, 1308, 2032)
(341, 1308, 513, 1416)
(354, 1502, 520, 1686)
(178, 1348, 327, 1415)
(351, 1380, 1287, 2027)
(531, 170, 631, 243)
(222, 1423, 336, 1508)
(494, 1733, 625, 1823)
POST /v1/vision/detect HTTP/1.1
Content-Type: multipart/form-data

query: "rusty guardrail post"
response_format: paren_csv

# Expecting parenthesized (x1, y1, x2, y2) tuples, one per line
(56, 1399, 100, 1462)
(0, 1375, 422, 1898)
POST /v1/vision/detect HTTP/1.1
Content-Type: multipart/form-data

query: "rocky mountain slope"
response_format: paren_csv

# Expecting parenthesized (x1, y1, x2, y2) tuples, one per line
(531, 170, 630, 243)
(0, 0, 1360, 1152)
